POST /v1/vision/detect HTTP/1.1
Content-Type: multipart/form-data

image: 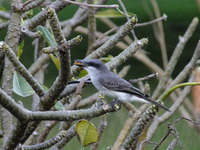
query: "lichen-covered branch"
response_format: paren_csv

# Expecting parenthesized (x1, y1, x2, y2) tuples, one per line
(22, 0, 70, 37)
(42, 35, 82, 54)
(121, 105, 159, 149)
(0, 0, 23, 143)
(21, 131, 67, 150)
(40, 7, 72, 106)
(86, 0, 97, 55)
(21, 0, 45, 12)
(0, 42, 45, 97)
(29, 106, 117, 121)
(106, 38, 148, 70)
(0, 88, 29, 121)
(51, 125, 76, 149)
(112, 105, 147, 149)
(71, 16, 138, 74)
(2, 121, 29, 150)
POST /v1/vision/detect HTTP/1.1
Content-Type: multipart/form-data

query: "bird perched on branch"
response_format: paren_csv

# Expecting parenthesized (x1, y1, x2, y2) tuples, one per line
(74, 59, 170, 111)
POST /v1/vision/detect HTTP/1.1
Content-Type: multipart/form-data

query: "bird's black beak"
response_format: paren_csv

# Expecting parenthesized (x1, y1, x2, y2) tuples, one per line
(74, 59, 87, 67)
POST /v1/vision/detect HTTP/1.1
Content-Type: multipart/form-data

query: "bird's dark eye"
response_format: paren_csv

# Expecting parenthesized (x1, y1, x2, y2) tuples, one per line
(87, 62, 93, 66)
(88, 62, 98, 67)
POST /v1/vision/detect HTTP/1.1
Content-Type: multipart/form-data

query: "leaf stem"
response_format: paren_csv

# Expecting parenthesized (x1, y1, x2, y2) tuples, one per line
(160, 82, 200, 101)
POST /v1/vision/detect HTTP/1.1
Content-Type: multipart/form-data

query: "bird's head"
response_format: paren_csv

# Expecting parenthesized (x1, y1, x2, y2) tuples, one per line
(74, 59, 109, 75)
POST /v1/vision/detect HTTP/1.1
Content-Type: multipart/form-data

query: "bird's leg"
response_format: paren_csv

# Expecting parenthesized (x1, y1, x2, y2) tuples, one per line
(95, 94, 107, 108)
(109, 98, 121, 110)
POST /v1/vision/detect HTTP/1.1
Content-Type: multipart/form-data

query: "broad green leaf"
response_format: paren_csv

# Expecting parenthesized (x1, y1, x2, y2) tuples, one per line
(13, 71, 35, 97)
(37, 25, 57, 46)
(96, 9, 135, 18)
(13, 72, 48, 97)
(75, 120, 98, 147)
(37, 26, 60, 70)
(17, 40, 24, 59)
(54, 101, 65, 110)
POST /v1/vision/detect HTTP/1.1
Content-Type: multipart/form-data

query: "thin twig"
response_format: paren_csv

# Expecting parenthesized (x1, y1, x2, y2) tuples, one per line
(129, 73, 158, 83)
(172, 117, 199, 126)
(153, 116, 199, 150)
(62, 0, 119, 9)
(150, 0, 168, 68)
(117, 0, 137, 40)
(153, 124, 174, 150)
(21, 131, 68, 150)
(136, 14, 167, 27)
(22, 0, 36, 7)
(90, 115, 107, 150)
(0, 22, 9, 29)
(146, 75, 195, 140)
(152, 17, 199, 99)
(138, 140, 158, 150)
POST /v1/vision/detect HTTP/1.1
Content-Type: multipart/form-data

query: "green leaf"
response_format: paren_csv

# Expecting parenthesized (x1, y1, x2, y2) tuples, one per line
(13, 72, 48, 97)
(17, 40, 24, 59)
(40, 84, 49, 91)
(96, 9, 135, 18)
(13, 71, 35, 97)
(78, 69, 88, 78)
(54, 101, 65, 110)
(49, 54, 60, 70)
(37, 26, 60, 70)
(37, 25, 57, 46)
(0, 6, 7, 11)
(76, 120, 98, 147)
(25, 9, 33, 18)
(100, 55, 113, 63)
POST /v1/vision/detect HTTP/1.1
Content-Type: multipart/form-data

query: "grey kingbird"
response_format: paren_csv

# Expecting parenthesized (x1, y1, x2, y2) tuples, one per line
(74, 59, 170, 111)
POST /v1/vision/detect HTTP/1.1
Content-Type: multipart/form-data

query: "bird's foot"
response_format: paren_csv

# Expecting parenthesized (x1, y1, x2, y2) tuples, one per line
(109, 99, 121, 110)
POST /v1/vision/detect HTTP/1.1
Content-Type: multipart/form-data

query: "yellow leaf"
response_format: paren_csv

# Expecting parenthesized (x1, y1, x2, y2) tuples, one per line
(75, 120, 98, 147)
(49, 54, 60, 70)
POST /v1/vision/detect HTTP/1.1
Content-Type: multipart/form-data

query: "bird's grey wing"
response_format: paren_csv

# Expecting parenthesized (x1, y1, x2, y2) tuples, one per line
(99, 74, 170, 111)
(98, 74, 147, 98)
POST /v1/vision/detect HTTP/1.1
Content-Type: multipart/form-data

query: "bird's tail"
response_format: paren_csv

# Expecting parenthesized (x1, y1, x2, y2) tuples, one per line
(143, 96, 170, 112)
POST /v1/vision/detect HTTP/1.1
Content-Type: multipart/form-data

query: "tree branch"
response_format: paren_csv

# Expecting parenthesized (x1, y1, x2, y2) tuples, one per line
(121, 105, 159, 149)
(62, 0, 119, 9)
(0, 0, 23, 143)
(0, 41, 45, 97)
(71, 16, 138, 74)
(21, 131, 68, 150)
(0, 88, 29, 121)
(40, 7, 72, 106)
(152, 17, 199, 99)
